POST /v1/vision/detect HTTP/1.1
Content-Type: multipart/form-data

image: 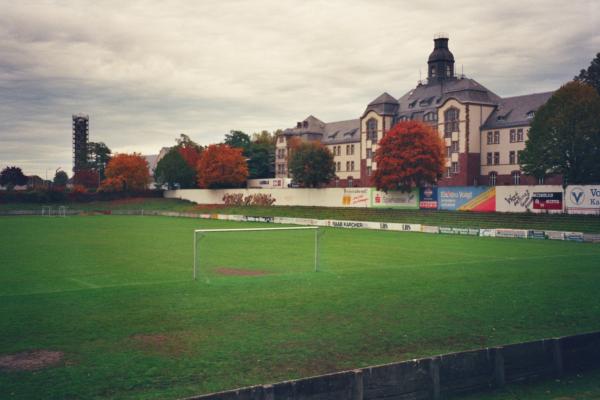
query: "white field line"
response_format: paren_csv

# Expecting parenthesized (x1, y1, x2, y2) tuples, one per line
(0, 279, 188, 298)
(68, 277, 100, 288)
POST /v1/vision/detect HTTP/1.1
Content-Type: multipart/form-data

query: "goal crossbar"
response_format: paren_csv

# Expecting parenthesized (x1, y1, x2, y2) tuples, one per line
(193, 226, 320, 280)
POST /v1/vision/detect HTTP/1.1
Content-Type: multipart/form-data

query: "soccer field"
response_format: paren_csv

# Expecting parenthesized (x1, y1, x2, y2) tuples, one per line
(1, 216, 600, 399)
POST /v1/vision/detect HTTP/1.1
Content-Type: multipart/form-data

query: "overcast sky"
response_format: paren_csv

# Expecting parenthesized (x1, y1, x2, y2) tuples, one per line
(1, 0, 598, 178)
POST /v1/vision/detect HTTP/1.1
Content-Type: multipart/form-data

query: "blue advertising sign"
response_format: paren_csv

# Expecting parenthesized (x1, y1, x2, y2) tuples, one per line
(438, 186, 496, 211)
(419, 187, 438, 209)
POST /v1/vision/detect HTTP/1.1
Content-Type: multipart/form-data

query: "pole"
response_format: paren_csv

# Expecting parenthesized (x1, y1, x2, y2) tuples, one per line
(193, 231, 197, 280)
(314, 228, 319, 272)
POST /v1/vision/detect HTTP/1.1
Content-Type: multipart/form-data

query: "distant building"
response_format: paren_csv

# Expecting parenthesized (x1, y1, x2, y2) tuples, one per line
(72, 114, 89, 173)
(143, 147, 171, 188)
(276, 34, 558, 187)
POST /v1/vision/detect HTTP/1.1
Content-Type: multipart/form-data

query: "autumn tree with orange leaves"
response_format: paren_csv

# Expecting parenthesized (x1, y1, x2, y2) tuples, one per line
(372, 120, 445, 191)
(196, 144, 248, 188)
(99, 153, 150, 192)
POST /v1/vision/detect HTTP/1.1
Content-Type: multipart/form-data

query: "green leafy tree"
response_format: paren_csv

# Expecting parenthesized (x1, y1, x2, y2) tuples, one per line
(88, 142, 112, 179)
(154, 148, 196, 189)
(175, 133, 203, 152)
(224, 130, 251, 153)
(575, 53, 600, 95)
(0, 166, 28, 189)
(288, 142, 335, 187)
(247, 141, 275, 178)
(53, 170, 69, 187)
(520, 81, 600, 185)
(252, 130, 276, 146)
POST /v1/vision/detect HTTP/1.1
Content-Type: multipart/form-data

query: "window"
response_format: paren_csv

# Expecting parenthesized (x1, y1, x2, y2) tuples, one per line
(538, 176, 545, 185)
(333, 163, 337, 172)
(527, 111, 535, 119)
(451, 162, 459, 173)
(351, 144, 355, 155)
(493, 152, 500, 165)
(446, 167, 451, 178)
(446, 146, 452, 158)
(510, 129, 516, 143)
(516, 128, 524, 142)
(346, 145, 350, 155)
(430, 66, 436, 78)
(444, 108, 459, 137)
(487, 131, 493, 145)
(423, 112, 437, 122)
(367, 119, 378, 142)
(367, 166, 372, 176)
(489, 172, 497, 186)
(346, 161, 350, 171)
(512, 171, 521, 185)
(337, 146, 341, 156)
(348, 178, 353, 187)
(278, 136, 284, 143)
(517, 150, 522, 164)
(509, 151, 516, 165)
(337, 162, 341, 171)
(451, 141, 459, 153)
(367, 148, 372, 159)
(446, 65, 452, 77)
(493, 131, 500, 144)
(350, 161, 355, 171)
(487, 152, 492, 165)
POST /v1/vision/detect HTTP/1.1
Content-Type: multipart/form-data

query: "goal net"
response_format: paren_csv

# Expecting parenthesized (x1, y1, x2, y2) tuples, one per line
(193, 226, 322, 280)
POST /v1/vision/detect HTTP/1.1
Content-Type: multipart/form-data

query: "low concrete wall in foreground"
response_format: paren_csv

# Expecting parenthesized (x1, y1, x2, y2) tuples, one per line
(184, 331, 600, 400)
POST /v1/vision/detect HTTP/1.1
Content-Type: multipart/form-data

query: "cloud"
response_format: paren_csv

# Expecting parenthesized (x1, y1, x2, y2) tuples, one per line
(0, 0, 598, 176)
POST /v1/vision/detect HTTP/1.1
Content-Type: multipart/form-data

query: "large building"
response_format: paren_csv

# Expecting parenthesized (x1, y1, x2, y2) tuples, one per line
(275, 34, 558, 187)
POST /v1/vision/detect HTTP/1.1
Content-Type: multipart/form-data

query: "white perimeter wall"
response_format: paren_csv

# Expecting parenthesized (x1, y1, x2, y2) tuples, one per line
(165, 187, 372, 208)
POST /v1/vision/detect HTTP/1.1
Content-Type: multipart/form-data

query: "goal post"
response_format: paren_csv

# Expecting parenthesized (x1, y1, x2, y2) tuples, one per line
(193, 226, 321, 280)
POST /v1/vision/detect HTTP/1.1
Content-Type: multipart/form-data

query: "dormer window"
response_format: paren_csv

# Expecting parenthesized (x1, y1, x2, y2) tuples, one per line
(497, 115, 506, 121)
(526, 111, 535, 119)
(423, 112, 437, 122)
(303, 121, 308, 128)
(408, 100, 417, 109)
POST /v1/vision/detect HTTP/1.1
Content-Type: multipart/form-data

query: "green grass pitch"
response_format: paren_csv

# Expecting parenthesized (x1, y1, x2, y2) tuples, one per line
(1, 215, 600, 399)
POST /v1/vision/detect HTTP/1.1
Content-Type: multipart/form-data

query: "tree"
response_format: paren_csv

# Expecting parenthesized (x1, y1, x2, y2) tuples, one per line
(224, 130, 251, 153)
(154, 148, 196, 189)
(87, 142, 112, 179)
(252, 130, 276, 146)
(520, 81, 600, 185)
(372, 120, 445, 191)
(73, 169, 99, 189)
(100, 153, 150, 191)
(247, 141, 275, 179)
(288, 142, 335, 188)
(0, 166, 28, 189)
(575, 53, 600, 95)
(53, 170, 69, 187)
(175, 133, 202, 151)
(196, 144, 248, 188)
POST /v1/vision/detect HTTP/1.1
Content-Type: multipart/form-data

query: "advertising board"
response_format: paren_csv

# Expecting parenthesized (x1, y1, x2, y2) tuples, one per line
(371, 189, 419, 209)
(532, 192, 563, 210)
(438, 187, 496, 211)
(341, 188, 370, 207)
(566, 186, 600, 213)
(419, 187, 438, 209)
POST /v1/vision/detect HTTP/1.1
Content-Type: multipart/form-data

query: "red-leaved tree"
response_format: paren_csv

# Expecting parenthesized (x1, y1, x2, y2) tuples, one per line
(99, 153, 150, 192)
(178, 146, 202, 171)
(73, 169, 100, 189)
(196, 144, 248, 188)
(372, 120, 445, 191)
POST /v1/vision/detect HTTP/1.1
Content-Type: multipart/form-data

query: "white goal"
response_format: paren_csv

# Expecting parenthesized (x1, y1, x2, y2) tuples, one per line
(41, 206, 67, 217)
(193, 226, 321, 280)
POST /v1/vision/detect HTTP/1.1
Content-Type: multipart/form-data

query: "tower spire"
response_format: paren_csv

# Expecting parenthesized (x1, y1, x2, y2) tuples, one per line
(427, 33, 455, 81)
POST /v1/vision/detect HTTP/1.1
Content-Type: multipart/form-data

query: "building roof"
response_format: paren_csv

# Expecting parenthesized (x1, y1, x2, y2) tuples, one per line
(482, 91, 554, 129)
(395, 76, 501, 121)
(364, 92, 400, 116)
(283, 116, 360, 144)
